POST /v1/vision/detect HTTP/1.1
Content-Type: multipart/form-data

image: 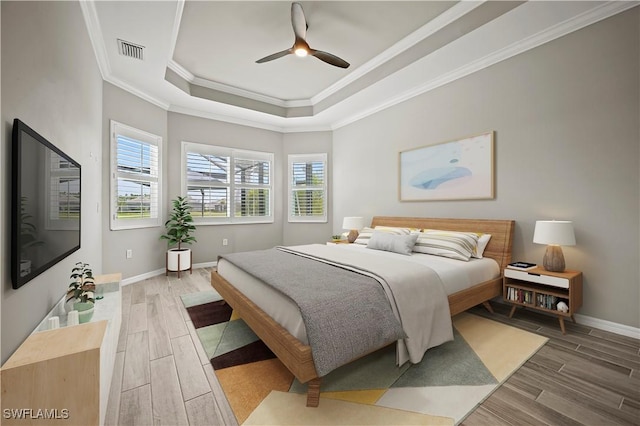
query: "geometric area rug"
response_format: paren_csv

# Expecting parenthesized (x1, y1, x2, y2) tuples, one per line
(182, 290, 548, 425)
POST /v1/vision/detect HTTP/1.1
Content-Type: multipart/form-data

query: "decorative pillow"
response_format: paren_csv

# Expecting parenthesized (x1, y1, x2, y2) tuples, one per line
(472, 234, 492, 258)
(367, 231, 419, 256)
(353, 227, 375, 245)
(414, 230, 479, 261)
(374, 226, 414, 235)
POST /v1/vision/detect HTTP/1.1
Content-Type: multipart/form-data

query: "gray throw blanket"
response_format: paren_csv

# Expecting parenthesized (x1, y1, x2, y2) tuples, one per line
(220, 248, 406, 377)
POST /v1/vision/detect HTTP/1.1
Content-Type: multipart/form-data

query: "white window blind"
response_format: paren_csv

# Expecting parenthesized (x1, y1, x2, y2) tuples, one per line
(288, 153, 327, 223)
(183, 142, 273, 224)
(110, 121, 162, 230)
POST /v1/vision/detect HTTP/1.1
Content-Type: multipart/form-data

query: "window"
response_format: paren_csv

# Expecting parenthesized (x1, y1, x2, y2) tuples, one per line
(182, 142, 273, 224)
(110, 121, 162, 230)
(288, 153, 327, 223)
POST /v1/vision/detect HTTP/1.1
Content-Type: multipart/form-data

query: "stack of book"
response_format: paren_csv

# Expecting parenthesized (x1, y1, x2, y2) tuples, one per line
(507, 261, 537, 271)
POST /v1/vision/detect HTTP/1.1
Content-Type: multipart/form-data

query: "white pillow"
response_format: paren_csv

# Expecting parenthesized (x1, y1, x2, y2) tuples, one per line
(473, 234, 492, 258)
(373, 226, 414, 235)
(367, 232, 419, 256)
(353, 227, 375, 245)
(414, 230, 479, 261)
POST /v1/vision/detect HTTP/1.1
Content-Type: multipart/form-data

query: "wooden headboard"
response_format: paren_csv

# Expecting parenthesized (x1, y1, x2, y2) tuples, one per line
(370, 216, 515, 271)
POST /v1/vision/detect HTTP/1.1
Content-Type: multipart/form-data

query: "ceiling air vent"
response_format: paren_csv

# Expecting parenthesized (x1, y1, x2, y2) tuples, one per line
(117, 39, 144, 60)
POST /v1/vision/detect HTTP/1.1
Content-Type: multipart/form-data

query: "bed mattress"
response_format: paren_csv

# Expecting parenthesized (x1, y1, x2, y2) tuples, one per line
(216, 243, 499, 346)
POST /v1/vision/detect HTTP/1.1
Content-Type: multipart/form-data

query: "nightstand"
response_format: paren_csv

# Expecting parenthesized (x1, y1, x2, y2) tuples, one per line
(326, 240, 350, 245)
(503, 266, 582, 334)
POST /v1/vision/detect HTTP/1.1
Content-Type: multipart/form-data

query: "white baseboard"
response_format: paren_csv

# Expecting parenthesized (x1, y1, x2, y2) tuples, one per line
(120, 261, 218, 286)
(574, 313, 640, 339)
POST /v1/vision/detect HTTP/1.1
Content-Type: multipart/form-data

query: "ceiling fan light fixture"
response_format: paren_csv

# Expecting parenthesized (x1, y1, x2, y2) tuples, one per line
(294, 47, 308, 57)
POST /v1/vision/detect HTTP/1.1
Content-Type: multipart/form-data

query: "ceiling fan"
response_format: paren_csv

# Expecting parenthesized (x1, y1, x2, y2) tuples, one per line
(256, 2, 350, 69)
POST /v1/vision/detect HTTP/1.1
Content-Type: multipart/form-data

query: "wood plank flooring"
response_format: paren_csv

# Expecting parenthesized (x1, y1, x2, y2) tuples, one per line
(107, 269, 639, 425)
(105, 268, 237, 426)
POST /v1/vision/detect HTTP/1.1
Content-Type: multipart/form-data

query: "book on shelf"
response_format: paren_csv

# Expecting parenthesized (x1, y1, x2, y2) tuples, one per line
(507, 261, 537, 271)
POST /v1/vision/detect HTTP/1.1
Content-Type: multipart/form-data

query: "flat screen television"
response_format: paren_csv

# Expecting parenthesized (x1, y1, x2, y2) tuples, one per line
(11, 119, 81, 289)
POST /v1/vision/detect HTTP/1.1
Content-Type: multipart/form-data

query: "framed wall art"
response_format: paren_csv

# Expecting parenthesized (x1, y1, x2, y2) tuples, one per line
(399, 131, 494, 201)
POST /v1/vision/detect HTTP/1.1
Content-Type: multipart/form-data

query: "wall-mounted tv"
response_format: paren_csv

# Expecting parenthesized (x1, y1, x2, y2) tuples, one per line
(11, 119, 81, 289)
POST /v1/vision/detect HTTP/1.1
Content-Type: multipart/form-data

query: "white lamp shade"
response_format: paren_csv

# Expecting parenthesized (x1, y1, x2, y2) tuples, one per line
(533, 220, 576, 246)
(342, 216, 365, 230)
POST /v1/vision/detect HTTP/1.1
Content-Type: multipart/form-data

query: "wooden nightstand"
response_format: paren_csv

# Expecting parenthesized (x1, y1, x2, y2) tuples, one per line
(503, 266, 582, 334)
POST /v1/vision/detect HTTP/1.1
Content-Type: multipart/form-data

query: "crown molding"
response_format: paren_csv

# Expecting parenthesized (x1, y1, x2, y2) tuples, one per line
(83, 1, 638, 133)
(79, 0, 111, 80)
(311, 0, 485, 106)
(331, 0, 639, 130)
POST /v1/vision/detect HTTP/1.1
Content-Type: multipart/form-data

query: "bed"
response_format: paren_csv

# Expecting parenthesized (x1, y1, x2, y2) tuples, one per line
(210, 216, 515, 407)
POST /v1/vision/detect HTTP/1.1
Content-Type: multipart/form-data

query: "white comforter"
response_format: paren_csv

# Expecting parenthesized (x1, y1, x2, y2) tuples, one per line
(219, 243, 501, 366)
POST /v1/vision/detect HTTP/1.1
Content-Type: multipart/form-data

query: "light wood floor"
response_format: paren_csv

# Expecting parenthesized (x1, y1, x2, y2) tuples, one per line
(107, 269, 639, 426)
(105, 268, 237, 426)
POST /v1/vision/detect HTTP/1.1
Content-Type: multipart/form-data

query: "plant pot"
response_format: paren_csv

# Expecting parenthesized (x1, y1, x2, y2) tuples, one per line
(73, 301, 95, 324)
(166, 248, 192, 272)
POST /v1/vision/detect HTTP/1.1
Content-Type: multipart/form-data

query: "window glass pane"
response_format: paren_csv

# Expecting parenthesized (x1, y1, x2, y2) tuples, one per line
(116, 178, 157, 219)
(187, 186, 229, 218)
(117, 136, 159, 177)
(291, 189, 325, 216)
(234, 159, 270, 185)
(291, 161, 324, 187)
(234, 188, 270, 217)
(187, 152, 229, 184)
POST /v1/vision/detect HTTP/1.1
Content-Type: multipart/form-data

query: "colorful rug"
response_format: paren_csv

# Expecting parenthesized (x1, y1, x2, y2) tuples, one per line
(182, 291, 548, 425)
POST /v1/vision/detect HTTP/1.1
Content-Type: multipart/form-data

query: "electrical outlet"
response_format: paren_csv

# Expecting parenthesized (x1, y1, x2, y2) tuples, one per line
(222, 238, 228, 246)
(126, 249, 133, 259)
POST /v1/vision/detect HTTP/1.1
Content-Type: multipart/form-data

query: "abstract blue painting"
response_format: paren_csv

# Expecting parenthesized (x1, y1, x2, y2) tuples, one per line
(399, 131, 494, 201)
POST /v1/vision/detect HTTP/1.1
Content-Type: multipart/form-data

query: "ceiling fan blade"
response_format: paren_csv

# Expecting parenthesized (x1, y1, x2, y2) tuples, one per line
(256, 49, 292, 63)
(291, 2, 307, 41)
(311, 50, 350, 69)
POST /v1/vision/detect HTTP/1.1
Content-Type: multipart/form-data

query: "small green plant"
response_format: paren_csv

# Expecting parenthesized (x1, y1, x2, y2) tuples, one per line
(67, 262, 96, 304)
(161, 196, 197, 250)
(331, 234, 343, 240)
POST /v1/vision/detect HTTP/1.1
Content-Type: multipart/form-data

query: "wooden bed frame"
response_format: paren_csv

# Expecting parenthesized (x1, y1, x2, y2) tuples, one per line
(210, 217, 515, 407)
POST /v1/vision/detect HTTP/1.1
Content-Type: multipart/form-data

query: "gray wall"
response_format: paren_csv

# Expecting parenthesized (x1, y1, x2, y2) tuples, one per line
(333, 9, 639, 328)
(102, 82, 168, 279)
(166, 112, 285, 262)
(1, 1, 103, 363)
(283, 131, 333, 246)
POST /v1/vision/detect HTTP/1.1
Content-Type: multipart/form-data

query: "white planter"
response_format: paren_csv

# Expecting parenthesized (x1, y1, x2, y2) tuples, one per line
(166, 248, 192, 272)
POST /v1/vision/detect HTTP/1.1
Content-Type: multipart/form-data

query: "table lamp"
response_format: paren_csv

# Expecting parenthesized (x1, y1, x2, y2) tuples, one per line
(342, 217, 365, 243)
(533, 220, 575, 272)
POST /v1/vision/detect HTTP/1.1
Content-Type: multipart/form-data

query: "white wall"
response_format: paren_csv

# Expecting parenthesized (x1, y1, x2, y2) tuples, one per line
(283, 131, 333, 246)
(333, 9, 639, 329)
(102, 82, 168, 279)
(1, 1, 103, 363)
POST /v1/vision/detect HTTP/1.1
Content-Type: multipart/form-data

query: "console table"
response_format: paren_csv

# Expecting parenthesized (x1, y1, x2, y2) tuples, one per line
(0, 273, 122, 425)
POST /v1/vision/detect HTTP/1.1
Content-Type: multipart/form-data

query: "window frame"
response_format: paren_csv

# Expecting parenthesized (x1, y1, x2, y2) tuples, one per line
(110, 120, 162, 231)
(181, 141, 274, 225)
(288, 153, 328, 223)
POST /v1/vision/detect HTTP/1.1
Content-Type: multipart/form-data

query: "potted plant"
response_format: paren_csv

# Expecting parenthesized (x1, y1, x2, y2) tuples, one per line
(161, 195, 197, 277)
(66, 262, 96, 323)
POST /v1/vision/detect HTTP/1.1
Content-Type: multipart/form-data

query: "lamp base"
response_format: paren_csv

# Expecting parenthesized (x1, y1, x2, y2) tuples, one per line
(347, 229, 359, 243)
(543, 245, 566, 272)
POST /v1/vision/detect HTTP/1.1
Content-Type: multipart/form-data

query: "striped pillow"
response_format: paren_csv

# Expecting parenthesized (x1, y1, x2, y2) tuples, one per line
(354, 226, 414, 245)
(414, 230, 480, 261)
(353, 227, 375, 245)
